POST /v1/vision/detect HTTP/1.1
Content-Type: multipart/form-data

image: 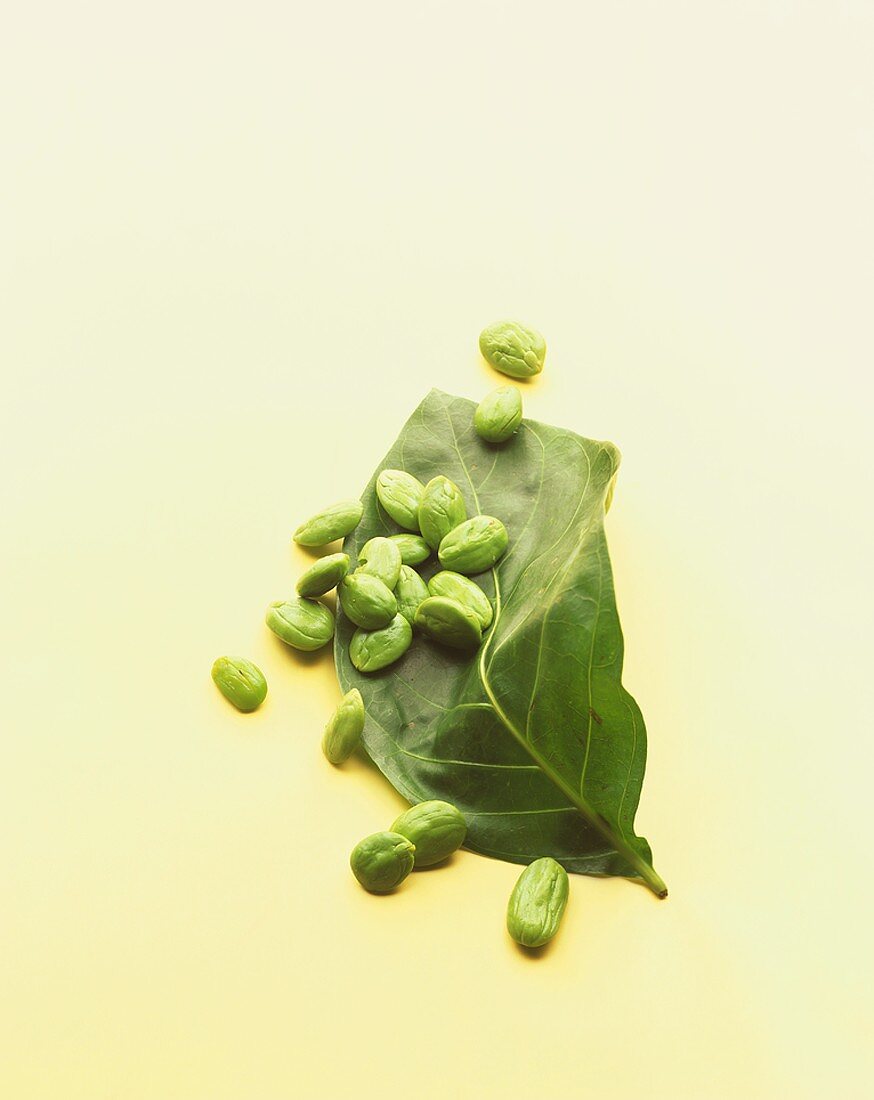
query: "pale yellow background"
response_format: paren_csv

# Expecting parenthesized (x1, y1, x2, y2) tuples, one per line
(2, 2, 872, 1098)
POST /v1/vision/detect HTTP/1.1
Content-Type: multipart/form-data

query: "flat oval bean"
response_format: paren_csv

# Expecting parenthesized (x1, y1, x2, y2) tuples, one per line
(479, 320, 546, 379)
(266, 598, 334, 651)
(506, 857, 569, 948)
(427, 571, 493, 629)
(474, 385, 523, 443)
(211, 656, 268, 712)
(438, 515, 508, 574)
(376, 470, 425, 531)
(322, 688, 365, 764)
(414, 596, 482, 650)
(394, 565, 430, 625)
(418, 475, 467, 551)
(293, 500, 363, 546)
(357, 536, 402, 589)
(349, 614, 413, 673)
(296, 552, 350, 597)
(387, 533, 431, 566)
(339, 573, 397, 629)
(391, 800, 467, 867)
(350, 831, 416, 893)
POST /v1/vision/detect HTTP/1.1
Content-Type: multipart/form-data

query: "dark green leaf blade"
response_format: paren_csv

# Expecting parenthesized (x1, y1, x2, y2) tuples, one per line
(335, 390, 665, 895)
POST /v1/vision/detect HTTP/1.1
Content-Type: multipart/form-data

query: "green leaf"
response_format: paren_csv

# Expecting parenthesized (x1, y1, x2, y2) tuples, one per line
(335, 390, 666, 897)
